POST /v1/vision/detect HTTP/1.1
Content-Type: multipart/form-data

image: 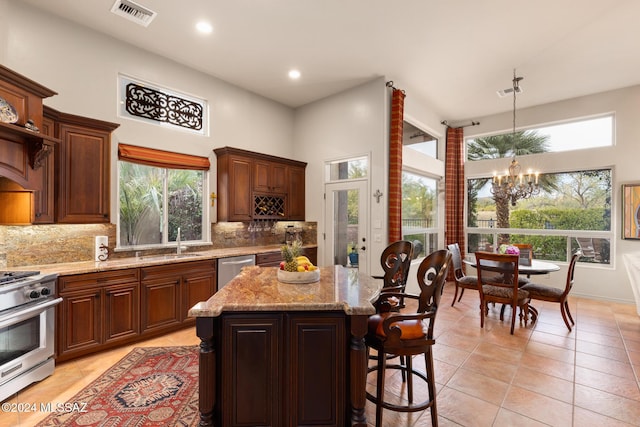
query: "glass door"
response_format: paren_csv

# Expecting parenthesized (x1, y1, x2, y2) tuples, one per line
(324, 180, 368, 273)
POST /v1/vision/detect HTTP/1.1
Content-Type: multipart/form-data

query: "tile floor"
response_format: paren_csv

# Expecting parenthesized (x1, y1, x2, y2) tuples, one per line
(1, 283, 639, 427)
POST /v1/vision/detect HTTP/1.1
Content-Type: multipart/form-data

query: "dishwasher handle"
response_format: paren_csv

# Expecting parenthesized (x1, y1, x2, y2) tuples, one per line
(219, 258, 255, 266)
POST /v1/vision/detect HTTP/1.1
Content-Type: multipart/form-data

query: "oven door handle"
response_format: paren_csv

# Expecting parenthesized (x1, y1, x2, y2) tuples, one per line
(0, 297, 63, 326)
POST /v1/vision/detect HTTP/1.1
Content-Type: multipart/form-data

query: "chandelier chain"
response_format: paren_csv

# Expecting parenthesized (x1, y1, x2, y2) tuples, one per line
(490, 69, 540, 206)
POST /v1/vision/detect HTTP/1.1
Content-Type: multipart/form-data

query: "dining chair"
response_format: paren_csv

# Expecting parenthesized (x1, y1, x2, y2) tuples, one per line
(447, 243, 478, 307)
(521, 251, 580, 331)
(366, 249, 451, 427)
(512, 243, 533, 285)
(475, 251, 532, 335)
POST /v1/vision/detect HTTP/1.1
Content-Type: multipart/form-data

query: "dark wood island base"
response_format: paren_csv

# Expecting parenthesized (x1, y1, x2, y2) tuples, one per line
(190, 265, 381, 426)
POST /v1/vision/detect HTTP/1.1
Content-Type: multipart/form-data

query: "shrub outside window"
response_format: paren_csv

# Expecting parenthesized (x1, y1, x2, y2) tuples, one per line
(118, 161, 207, 248)
(467, 168, 612, 265)
(402, 171, 438, 259)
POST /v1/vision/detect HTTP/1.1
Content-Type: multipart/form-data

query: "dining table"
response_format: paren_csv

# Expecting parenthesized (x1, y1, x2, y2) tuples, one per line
(463, 258, 560, 276)
(462, 257, 561, 323)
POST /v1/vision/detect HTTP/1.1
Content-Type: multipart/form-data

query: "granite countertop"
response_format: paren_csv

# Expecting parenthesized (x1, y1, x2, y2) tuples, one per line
(189, 264, 381, 316)
(18, 245, 316, 277)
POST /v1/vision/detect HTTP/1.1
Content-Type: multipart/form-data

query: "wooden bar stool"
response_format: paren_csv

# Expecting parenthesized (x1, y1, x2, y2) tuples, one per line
(365, 249, 451, 426)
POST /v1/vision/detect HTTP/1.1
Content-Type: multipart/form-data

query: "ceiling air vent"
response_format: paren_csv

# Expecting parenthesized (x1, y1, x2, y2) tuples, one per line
(110, 0, 157, 27)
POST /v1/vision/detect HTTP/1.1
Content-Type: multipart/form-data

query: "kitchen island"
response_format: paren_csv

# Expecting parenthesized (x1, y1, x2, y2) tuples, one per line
(189, 265, 381, 427)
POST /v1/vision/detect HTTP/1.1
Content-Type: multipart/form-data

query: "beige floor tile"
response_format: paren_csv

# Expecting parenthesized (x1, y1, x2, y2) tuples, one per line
(575, 351, 635, 378)
(573, 407, 638, 427)
(436, 331, 482, 353)
(524, 340, 576, 364)
(530, 319, 576, 338)
(482, 329, 529, 351)
(520, 353, 574, 381)
(575, 366, 640, 401)
(502, 385, 573, 426)
(493, 408, 549, 427)
(574, 383, 640, 425)
(577, 329, 626, 348)
(513, 366, 574, 403)
(576, 339, 630, 362)
(461, 353, 518, 384)
(446, 367, 510, 405)
(436, 386, 500, 427)
(529, 330, 576, 350)
(433, 343, 472, 367)
(471, 340, 524, 365)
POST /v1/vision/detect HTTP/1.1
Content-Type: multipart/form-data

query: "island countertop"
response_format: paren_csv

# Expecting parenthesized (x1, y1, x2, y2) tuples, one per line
(189, 264, 381, 317)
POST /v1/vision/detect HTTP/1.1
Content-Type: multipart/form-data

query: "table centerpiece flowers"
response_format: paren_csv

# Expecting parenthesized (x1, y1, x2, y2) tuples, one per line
(498, 244, 520, 255)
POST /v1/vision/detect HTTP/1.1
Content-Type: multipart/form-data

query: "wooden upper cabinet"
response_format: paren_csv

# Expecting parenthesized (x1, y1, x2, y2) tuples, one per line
(0, 65, 59, 224)
(32, 114, 57, 223)
(214, 146, 306, 222)
(216, 152, 253, 222)
(53, 111, 119, 223)
(254, 160, 287, 194)
(288, 165, 306, 221)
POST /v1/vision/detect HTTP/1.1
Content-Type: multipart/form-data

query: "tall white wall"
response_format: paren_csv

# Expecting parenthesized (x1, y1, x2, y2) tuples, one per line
(0, 0, 295, 223)
(293, 78, 388, 272)
(465, 85, 640, 304)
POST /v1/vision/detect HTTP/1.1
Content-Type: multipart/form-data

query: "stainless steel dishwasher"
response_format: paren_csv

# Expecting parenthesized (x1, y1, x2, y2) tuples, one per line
(217, 254, 256, 290)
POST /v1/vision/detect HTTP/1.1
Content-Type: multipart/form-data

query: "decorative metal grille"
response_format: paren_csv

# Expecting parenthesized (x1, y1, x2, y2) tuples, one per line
(254, 195, 285, 218)
(125, 83, 203, 130)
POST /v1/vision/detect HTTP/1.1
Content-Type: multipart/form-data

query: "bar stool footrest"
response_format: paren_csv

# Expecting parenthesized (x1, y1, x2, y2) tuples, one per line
(366, 364, 435, 413)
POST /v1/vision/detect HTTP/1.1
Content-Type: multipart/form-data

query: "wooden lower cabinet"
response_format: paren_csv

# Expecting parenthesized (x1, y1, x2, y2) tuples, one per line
(141, 260, 216, 332)
(222, 315, 282, 427)
(219, 312, 345, 427)
(141, 276, 182, 331)
(104, 282, 140, 343)
(57, 260, 216, 362)
(255, 251, 282, 267)
(57, 268, 139, 361)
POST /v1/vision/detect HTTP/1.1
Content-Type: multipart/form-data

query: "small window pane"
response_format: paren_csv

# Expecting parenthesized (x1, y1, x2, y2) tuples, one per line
(404, 121, 438, 159)
(167, 169, 204, 242)
(326, 157, 368, 181)
(119, 162, 164, 246)
(466, 115, 613, 160)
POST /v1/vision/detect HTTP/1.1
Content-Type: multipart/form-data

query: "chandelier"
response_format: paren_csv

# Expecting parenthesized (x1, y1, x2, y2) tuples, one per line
(491, 69, 540, 206)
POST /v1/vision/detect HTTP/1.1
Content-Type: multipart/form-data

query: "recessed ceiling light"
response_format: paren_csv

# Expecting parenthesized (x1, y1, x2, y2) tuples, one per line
(196, 21, 213, 34)
(288, 69, 301, 80)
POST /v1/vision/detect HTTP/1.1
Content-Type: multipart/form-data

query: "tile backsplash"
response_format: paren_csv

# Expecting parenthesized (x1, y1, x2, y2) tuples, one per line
(0, 221, 317, 268)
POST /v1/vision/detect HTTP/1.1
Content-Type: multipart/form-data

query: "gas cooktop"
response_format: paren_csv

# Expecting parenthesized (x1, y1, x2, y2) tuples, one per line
(0, 271, 40, 285)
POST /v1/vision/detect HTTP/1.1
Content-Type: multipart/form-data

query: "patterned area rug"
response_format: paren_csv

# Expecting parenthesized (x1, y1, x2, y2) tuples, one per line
(36, 346, 200, 426)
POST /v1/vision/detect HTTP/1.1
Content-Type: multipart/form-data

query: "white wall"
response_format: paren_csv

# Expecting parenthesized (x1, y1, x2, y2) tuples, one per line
(465, 85, 640, 305)
(1, 0, 295, 223)
(293, 78, 388, 272)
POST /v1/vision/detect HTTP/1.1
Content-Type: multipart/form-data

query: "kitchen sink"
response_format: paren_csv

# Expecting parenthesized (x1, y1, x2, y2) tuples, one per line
(138, 253, 202, 261)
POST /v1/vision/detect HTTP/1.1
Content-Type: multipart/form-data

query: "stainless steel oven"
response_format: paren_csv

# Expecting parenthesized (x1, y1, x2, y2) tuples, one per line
(0, 271, 61, 402)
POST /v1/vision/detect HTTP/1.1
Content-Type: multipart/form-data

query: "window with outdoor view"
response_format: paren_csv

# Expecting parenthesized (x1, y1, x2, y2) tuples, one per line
(118, 162, 207, 248)
(402, 171, 438, 259)
(466, 114, 613, 265)
(466, 114, 613, 160)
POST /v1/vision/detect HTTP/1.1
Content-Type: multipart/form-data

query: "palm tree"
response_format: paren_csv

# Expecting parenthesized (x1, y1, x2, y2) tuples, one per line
(467, 131, 553, 237)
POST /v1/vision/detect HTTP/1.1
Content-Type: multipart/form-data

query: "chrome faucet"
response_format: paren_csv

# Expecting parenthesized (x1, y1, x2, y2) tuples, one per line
(176, 227, 182, 255)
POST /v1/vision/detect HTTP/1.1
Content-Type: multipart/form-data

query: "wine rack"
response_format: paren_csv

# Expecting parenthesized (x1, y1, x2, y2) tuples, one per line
(254, 195, 286, 218)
